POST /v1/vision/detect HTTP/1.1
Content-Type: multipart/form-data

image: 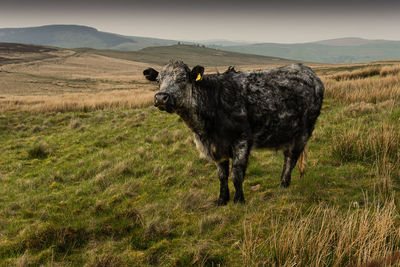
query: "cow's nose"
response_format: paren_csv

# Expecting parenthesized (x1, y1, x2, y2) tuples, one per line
(154, 93, 169, 106)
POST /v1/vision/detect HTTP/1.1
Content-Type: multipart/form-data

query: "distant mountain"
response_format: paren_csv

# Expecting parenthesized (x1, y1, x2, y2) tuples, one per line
(112, 35, 180, 51)
(0, 25, 134, 49)
(0, 25, 178, 51)
(312, 37, 385, 46)
(215, 37, 400, 63)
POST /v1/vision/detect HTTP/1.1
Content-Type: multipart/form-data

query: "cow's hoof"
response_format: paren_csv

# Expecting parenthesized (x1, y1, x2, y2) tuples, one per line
(233, 194, 245, 204)
(280, 181, 290, 188)
(217, 198, 229, 206)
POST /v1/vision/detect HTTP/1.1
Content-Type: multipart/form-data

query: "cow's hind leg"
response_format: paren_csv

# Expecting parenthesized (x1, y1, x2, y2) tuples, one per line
(232, 140, 251, 203)
(216, 160, 230, 206)
(280, 138, 308, 187)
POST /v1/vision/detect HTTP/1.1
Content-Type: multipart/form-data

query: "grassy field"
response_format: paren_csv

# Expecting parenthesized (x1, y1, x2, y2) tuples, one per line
(1, 46, 400, 266)
(0, 44, 159, 113)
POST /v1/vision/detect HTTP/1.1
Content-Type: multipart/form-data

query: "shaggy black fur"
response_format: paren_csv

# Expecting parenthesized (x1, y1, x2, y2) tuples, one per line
(144, 61, 324, 205)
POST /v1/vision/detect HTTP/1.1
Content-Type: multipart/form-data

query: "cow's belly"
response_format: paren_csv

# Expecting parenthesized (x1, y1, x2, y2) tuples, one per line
(193, 134, 231, 162)
(251, 111, 304, 149)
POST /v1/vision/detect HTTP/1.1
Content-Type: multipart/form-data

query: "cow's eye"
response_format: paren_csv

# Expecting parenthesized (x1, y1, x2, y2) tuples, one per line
(177, 77, 186, 82)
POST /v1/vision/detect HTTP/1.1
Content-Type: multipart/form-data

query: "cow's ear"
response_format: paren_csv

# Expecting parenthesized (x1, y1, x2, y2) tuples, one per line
(143, 68, 159, 81)
(190, 65, 204, 82)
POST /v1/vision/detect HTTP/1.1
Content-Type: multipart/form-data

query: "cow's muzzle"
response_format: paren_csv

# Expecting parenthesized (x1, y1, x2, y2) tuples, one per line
(154, 92, 174, 112)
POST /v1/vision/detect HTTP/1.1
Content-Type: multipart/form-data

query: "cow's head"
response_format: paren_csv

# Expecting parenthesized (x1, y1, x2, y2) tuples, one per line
(143, 61, 204, 113)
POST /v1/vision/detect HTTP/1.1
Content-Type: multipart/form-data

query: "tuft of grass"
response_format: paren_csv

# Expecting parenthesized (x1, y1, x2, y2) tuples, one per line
(330, 66, 381, 81)
(380, 64, 400, 77)
(27, 141, 51, 159)
(69, 118, 82, 129)
(199, 214, 224, 233)
(0, 223, 88, 260)
(145, 239, 170, 265)
(20, 224, 88, 253)
(86, 254, 123, 267)
(190, 240, 224, 266)
(240, 218, 264, 267)
(263, 200, 400, 266)
(144, 217, 176, 241)
(181, 189, 215, 212)
(332, 124, 400, 164)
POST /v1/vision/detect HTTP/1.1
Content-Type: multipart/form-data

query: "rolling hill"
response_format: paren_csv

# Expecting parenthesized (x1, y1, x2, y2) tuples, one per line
(77, 44, 294, 66)
(214, 37, 400, 63)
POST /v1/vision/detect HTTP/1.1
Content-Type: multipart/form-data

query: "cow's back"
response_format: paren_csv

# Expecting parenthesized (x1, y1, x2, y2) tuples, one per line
(243, 64, 324, 149)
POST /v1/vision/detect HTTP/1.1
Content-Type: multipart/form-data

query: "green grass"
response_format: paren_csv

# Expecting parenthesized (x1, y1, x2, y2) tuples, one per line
(0, 97, 399, 266)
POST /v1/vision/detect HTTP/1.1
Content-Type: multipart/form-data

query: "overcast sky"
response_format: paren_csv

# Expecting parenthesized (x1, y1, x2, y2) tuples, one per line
(1, 0, 400, 43)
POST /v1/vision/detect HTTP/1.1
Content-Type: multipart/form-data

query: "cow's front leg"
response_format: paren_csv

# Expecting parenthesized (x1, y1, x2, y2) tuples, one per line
(216, 160, 230, 206)
(232, 140, 250, 203)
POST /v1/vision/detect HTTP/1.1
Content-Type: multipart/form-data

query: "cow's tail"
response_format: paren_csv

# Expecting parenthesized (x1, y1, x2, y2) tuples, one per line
(298, 143, 308, 179)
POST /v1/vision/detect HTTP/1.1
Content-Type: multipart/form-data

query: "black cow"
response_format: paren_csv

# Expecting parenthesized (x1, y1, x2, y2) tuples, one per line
(143, 61, 324, 205)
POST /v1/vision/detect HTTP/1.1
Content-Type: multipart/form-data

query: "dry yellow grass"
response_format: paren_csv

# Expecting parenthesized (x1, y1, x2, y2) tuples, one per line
(322, 64, 400, 103)
(1, 51, 292, 113)
(0, 52, 157, 95)
(0, 50, 160, 112)
(0, 51, 315, 113)
(4, 48, 397, 114)
(0, 90, 155, 112)
(272, 200, 399, 266)
(324, 71, 400, 103)
(329, 66, 381, 81)
(343, 100, 395, 116)
(380, 64, 400, 77)
(1, 51, 157, 82)
(240, 199, 400, 267)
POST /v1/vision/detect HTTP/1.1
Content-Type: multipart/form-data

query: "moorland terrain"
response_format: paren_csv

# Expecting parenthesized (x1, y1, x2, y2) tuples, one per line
(1, 43, 400, 266)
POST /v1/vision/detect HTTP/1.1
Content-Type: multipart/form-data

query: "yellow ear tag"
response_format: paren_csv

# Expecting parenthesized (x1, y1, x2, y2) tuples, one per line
(196, 73, 202, 81)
